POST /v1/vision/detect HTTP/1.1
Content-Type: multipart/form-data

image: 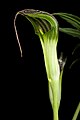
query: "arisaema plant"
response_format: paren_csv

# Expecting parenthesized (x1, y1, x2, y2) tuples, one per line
(14, 9, 80, 120)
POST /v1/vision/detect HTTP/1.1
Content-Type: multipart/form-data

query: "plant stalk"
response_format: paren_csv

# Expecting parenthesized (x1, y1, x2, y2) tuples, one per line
(72, 102, 80, 120)
(51, 80, 59, 120)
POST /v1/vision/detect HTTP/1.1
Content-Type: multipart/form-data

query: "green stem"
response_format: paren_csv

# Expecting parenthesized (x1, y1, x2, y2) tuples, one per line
(52, 80, 59, 120)
(72, 102, 80, 120)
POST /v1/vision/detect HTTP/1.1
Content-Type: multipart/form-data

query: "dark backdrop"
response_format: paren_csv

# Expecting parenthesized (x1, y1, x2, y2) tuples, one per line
(1, 0, 80, 120)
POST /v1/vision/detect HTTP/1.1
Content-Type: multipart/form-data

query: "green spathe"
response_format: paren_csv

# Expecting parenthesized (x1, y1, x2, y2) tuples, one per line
(14, 9, 60, 120)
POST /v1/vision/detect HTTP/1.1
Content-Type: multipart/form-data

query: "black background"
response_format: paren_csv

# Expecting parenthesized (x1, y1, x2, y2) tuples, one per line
(1, 0, 80, 120)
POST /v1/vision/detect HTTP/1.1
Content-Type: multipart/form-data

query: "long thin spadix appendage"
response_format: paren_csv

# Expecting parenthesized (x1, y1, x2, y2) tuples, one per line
(14, 9, 64, 120)
(14, 12, 23, 57)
